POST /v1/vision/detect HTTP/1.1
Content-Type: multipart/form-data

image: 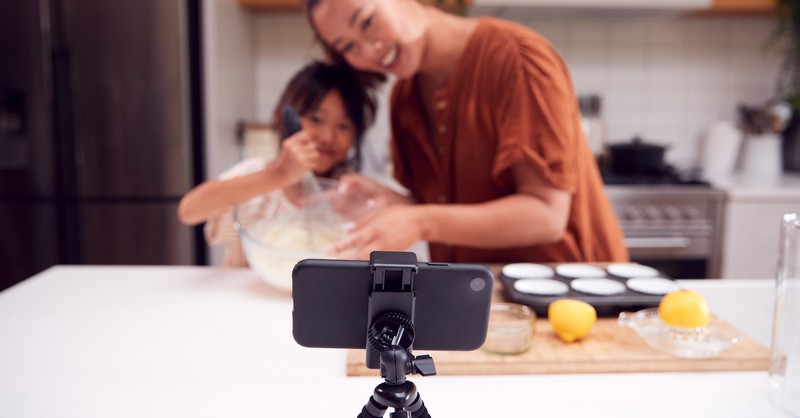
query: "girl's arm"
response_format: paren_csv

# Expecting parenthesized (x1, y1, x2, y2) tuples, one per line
(178, 130, 318, 225)
(177, 162, 296, 226)
(330, 163, 570, 258)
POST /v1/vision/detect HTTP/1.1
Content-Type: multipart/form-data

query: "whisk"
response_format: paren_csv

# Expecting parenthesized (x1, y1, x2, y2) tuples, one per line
(281, 106, 345, 250)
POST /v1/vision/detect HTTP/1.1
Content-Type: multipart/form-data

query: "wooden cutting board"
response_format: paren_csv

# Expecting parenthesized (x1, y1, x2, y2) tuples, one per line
(346, 317, 769, 376)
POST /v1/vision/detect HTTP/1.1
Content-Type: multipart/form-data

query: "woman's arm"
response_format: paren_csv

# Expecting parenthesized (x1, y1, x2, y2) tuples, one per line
(330, 163, 571, 259)
(421, 163, 570, 247)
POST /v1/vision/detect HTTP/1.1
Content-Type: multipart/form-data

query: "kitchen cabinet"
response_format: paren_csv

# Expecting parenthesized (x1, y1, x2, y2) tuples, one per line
(719, 175, 800, 279)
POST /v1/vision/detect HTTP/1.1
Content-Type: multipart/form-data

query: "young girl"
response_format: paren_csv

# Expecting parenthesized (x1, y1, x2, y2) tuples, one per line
(178, 60, 379, 266)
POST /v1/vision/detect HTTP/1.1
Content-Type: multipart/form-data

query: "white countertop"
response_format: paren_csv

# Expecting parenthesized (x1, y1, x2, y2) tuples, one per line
(714, 173, 800, 202)
(0, 266, 786, 418)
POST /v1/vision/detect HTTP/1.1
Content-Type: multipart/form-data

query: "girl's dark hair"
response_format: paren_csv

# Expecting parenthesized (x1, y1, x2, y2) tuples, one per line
(302, 0, 387, 102)
(274, 60, 379, 175)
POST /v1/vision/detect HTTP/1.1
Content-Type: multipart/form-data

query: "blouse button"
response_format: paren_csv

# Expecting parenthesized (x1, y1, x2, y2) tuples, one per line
(438, 195, 447, 203)
(436, 100, 447, 110)
(438, 125, 447, 134)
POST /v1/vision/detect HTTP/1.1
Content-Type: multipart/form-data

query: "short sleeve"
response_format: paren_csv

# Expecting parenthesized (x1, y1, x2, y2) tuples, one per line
(491, 37, 579, 193)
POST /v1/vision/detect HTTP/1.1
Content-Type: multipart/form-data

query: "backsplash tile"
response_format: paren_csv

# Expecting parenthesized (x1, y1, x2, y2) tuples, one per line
(252, 12, 781, 174)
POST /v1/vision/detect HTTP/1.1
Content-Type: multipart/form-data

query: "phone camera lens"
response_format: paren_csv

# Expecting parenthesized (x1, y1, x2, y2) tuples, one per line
(469, 277, 486, 292)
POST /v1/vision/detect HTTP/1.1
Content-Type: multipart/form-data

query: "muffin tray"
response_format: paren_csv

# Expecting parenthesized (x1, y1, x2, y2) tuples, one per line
(500, 263, 680, 317)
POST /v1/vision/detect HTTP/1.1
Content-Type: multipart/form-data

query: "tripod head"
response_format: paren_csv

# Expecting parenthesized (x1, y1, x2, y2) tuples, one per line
(368, 312, 436, 383)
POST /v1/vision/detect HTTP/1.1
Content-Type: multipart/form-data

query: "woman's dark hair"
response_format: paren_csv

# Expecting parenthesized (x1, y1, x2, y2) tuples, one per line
(302, 0, 387, 102)
(273, 60, 379, 175)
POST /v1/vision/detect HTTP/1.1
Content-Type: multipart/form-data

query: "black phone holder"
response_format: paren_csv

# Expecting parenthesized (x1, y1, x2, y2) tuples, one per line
(358, 252, 435, 418)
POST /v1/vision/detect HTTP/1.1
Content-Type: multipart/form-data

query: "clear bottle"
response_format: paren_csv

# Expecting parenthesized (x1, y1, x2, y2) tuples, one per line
(769, 213, 800, 416)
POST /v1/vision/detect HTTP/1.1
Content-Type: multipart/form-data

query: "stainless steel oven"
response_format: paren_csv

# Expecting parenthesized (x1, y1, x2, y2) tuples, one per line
(604, 186, 725, 279)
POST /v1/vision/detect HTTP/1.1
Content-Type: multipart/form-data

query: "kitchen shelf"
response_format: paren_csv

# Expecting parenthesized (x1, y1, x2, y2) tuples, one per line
(239, 0, 771, 14)
(238, 0, 301, 12)
(239, 0, 472, 13)
(708, 0, 775, 13)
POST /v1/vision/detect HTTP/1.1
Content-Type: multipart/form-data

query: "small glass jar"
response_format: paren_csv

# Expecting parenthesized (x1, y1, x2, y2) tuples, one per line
(481, 303, 536, 355)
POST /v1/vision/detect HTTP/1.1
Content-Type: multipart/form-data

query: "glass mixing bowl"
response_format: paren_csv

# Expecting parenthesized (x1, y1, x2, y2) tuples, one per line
(233, 177, 379, 291)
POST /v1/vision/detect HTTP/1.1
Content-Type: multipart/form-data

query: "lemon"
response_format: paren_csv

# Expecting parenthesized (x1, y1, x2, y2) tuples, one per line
(547, 299, 597, 343)
(658, 289, 710, 328)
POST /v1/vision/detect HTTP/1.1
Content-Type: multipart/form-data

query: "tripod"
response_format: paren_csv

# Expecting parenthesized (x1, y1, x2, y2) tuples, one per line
(357, 345, 436, 418)
(358, 253, 435, 417)
(358, 312, 436, 418)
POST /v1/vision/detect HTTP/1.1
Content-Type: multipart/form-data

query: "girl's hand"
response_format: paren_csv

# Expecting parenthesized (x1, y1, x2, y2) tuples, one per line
(274, 131, 318, 184)
(328, 205, 424, 260)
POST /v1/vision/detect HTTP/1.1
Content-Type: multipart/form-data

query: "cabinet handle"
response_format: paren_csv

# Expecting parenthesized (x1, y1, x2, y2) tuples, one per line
(624, 237, 692, 249)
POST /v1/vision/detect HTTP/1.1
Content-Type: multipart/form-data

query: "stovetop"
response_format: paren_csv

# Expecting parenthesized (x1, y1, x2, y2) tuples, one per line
(600, 168, 712, 187)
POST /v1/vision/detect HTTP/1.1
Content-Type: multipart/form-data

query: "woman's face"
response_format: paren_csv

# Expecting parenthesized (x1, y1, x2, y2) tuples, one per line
(311, 0, 426, 79)
(300, 89, 356, 175)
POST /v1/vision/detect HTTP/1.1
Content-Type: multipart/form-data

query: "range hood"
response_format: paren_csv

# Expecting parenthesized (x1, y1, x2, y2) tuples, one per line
(472, 0, 711, 10)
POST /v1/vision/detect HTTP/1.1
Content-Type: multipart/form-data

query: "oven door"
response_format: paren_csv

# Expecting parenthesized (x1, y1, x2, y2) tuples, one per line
(623, 224, 714, 279)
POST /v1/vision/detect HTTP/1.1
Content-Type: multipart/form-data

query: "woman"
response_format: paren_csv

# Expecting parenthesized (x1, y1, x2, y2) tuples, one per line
(306, 0, 628, 263)
(177, 61, 379, 266)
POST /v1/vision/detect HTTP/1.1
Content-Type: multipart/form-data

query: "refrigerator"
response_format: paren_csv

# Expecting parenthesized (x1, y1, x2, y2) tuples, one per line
(0, 0, 206, 291)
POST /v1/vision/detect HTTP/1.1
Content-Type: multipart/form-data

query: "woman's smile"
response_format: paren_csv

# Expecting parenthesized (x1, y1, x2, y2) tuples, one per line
(381, 45, 400, 69)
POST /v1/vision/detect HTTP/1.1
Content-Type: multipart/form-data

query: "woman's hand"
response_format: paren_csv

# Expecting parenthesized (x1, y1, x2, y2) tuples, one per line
(329, 204, 425, 260)
(274, 131, 318, 184)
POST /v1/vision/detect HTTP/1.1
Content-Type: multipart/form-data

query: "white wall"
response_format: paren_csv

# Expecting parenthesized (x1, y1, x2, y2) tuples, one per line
(250, 12, 781, 173)
(202, 0, 258, 264)
(491, 11, 781, 167)
(203, 0, 257, 180)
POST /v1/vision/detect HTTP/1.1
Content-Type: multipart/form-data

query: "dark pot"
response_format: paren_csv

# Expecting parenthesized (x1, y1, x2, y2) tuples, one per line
(783, 113, 800, 172)
(608, 137, 668, 176)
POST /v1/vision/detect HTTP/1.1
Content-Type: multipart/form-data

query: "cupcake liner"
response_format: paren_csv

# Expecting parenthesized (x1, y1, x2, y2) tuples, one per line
(607, 263, 659, 279)
(626, 277, 680, 295)
(501, 263, 554, 280)
(513, 278, 569, 296)
(555, 263, 606, 279)
(570, 277, 627, 296)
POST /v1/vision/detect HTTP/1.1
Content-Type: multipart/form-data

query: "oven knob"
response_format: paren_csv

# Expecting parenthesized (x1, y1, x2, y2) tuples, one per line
(623, 206, 642, 220)
(644, 205, 662, 220)
(683, 206, 700, 220)
(664, 205, 681, 220)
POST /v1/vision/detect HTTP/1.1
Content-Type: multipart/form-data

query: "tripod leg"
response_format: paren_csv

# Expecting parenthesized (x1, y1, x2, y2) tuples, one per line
(358, 396, 388, 418)
(408, 393, 430, 418)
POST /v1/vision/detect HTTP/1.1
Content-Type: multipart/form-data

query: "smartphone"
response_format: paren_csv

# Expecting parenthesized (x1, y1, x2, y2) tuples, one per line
(292, 258, 494, 351)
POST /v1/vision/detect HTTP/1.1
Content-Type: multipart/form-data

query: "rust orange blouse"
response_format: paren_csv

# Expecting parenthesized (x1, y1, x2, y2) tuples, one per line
(389, 17, 628, 263)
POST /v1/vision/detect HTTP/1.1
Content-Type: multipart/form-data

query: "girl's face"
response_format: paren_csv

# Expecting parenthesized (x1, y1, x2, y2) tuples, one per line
(300, 89, 356, 175)
(311, 0, 426, 79)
